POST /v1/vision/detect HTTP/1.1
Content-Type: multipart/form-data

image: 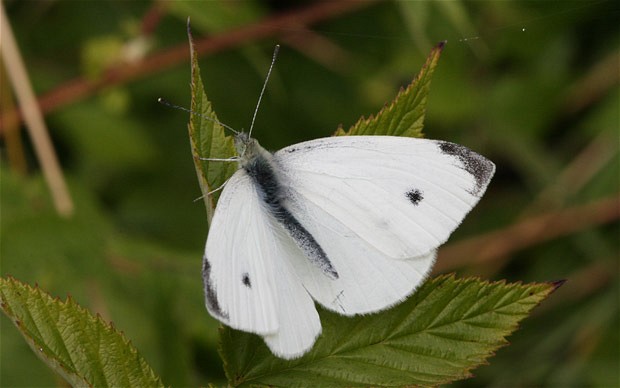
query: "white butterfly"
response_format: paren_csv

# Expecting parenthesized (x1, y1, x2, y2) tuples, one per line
(198, 48, 495, 360)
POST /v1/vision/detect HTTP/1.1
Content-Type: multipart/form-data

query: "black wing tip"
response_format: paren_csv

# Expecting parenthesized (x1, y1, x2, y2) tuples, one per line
(438, 141, 495, 196)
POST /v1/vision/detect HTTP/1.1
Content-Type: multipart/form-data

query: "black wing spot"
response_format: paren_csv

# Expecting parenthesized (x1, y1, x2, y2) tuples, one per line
(202, 256, 228, 320)
(405, 189, 424, 205)
(438, 141, 494, 196)
(242, 273, 251, 288)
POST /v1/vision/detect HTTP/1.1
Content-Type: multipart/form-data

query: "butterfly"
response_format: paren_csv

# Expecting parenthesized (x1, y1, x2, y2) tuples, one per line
(195, 47, 495, 360)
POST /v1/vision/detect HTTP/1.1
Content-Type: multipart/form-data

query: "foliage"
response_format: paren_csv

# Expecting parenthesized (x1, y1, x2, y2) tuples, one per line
(2, 1, 618, 386)
(220, 276, 560, 387)
(0, 277, 163, 387)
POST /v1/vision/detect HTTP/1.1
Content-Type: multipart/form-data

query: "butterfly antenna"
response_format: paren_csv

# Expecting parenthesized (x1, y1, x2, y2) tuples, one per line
(157, 98, 239, 135)
(248, 44, 280, 138)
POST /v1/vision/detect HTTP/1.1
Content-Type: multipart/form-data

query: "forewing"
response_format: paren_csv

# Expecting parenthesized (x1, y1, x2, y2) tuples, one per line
(275, 136, 495, 260)
(204, 170, 280, 334)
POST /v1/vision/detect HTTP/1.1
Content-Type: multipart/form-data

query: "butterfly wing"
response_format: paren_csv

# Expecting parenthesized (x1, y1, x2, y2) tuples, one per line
(204, 169, 321, 358)
(262, 231, 322, 358)
(273, 135, 494, 314)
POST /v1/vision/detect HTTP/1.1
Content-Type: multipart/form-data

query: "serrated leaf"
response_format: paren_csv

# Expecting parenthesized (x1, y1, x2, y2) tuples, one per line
(220, 275, 562, 387)
(0, 276, 164, 387)
(187, 21, 236, 220)
(338, 41, 445, 138)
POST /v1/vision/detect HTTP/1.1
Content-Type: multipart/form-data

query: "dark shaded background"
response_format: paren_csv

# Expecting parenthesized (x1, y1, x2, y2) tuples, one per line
(1, 1, 618, 386)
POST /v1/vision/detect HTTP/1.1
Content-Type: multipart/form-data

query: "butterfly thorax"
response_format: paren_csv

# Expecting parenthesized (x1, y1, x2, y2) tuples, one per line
(234, 132, 283, 214)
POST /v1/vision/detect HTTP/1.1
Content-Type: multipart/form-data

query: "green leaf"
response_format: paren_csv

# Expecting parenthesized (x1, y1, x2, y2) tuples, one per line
(220, 275, 563, 387)
(336, 41, 445, 137)
(0, 276, 164, 387)
(187, 21, 236, 219)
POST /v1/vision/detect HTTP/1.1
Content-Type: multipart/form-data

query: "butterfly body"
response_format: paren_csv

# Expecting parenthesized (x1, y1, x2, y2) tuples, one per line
(235, 133, 338, 279)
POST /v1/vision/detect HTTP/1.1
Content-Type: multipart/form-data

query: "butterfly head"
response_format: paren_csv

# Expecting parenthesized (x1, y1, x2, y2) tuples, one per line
(235, 132, 263, 165)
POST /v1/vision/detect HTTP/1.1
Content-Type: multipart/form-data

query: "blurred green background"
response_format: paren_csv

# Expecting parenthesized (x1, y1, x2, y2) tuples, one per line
(1, 1, 618, 386)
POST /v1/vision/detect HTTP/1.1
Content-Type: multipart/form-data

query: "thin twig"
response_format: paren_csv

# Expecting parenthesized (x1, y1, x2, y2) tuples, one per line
(434, 195, 620, 274)
(563, 50, 620, 115)
(0, 62, 27, 174)
(0, 1, 73, 217)
(475, 131, 619, 277)
(523, 130, 618, 216)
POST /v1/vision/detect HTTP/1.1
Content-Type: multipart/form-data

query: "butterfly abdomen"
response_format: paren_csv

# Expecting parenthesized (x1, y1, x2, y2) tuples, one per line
(242, 146, 339, 279)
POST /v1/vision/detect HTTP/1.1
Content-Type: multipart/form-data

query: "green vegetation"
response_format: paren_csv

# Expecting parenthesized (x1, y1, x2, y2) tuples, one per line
(2, 1, 617, 386)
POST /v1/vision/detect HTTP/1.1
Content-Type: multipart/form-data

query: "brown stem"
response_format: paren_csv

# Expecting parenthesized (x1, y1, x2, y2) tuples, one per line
(434, 195, 620, 274)
(0, 0, 378, 133)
